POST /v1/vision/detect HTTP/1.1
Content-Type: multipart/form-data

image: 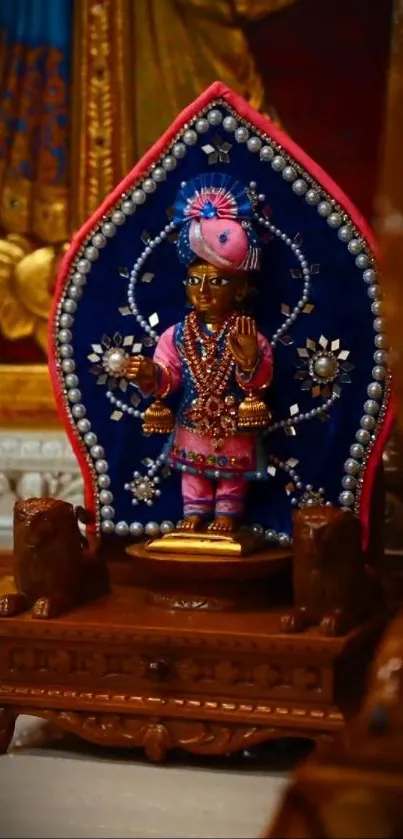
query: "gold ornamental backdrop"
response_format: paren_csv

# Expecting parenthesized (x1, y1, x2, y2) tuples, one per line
(0, 0, 296, 427)
(71, 0, 295, 229)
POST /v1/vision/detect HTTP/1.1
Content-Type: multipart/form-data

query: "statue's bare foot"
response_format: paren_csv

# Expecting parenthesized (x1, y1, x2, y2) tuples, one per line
(207, 516, 238, 534)
(176, 515, 205, 532)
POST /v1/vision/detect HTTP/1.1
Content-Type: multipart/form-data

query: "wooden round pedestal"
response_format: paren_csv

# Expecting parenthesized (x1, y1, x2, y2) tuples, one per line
(126, 543, 292, 611)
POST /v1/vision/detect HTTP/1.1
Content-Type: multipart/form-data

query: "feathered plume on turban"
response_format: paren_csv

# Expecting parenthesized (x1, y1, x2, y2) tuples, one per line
(173, 173, 261, 272)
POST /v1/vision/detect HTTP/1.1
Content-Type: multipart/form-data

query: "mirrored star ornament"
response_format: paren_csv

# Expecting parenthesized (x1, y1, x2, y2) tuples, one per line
(88, 334, 142, 393)
(88, 335, 128, 390)
(295, 336, 354, 398)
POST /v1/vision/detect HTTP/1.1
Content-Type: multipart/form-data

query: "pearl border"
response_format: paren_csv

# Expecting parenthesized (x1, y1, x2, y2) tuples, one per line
(53, 97, 389, 538)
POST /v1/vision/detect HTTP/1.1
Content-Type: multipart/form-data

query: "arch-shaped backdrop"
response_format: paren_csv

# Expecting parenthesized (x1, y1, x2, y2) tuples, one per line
(49, 81, 394, 550)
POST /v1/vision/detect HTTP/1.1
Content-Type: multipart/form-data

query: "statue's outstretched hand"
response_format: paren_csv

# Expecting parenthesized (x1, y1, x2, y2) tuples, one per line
(229, 316, 259, 373)
(125, 355, 158, 391)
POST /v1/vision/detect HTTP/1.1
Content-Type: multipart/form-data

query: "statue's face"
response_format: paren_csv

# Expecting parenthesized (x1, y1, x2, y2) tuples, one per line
(185, 261, 247, 320)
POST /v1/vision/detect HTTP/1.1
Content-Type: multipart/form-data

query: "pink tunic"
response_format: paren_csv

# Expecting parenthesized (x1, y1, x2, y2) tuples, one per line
(146, 321, 273, 481)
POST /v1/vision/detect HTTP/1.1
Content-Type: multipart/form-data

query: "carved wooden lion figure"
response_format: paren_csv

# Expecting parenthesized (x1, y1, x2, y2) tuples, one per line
(0, 497, 109, 619)
(281, 505, 380, 636)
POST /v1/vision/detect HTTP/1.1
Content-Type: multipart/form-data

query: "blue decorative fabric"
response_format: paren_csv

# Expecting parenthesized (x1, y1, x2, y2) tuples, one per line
(0, 0, 72, 49)
(56, 90, 387, 542)
(0, 0, 72, 187)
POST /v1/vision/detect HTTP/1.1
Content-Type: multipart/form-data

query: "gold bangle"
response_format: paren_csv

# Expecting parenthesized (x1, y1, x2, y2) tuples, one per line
(156, 361, 171, 399)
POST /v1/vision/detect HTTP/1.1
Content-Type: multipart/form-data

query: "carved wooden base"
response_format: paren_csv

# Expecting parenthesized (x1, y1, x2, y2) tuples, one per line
(0, 707, 332, 763)
(128, 544, 292, 611)
(0, 583, 386, 762)
(279, 605, 371, 637)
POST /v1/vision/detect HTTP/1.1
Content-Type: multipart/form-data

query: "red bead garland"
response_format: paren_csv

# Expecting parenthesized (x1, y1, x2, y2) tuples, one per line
(183, 312, 239, 450)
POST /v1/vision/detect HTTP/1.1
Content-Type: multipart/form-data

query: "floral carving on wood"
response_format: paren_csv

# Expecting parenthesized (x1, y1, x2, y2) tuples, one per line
(16, 709, 282, 761)
(4, 646, 323, 694)
(173, 657, 322, 692)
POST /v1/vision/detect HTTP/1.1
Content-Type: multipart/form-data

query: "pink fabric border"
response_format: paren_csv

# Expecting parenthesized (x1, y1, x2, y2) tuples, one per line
(49, 80, 394, 542)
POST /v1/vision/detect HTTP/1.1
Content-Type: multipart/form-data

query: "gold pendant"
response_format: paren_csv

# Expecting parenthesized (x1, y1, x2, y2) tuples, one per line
(238, 391, 271, 430)
(142, 399, 174, 434)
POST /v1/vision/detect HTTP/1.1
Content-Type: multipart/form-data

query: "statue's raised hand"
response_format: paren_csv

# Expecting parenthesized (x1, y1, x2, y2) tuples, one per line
(125, 355, 158, 393)
(229, 316, 259, 373)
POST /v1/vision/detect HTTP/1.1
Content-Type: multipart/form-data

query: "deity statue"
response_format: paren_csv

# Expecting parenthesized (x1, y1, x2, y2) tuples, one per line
(125, 175, 273, 534)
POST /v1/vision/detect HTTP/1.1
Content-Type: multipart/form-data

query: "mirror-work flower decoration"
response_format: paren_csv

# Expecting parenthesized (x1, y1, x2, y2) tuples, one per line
(295, 335, 354, 398)
(88, 333, 141, 393)
(124, 473, 161, 506)
(298, 486, 329, 508)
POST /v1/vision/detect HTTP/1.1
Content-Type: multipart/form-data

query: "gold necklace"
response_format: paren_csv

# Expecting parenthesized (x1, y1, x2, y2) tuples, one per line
(183, 312, 238, 450)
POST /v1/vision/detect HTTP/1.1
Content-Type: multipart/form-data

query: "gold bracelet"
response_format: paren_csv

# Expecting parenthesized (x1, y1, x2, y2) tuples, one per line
(156, 361, 171, 399)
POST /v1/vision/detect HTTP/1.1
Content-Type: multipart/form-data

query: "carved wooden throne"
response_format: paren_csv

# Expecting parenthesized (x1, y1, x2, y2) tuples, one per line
(0, 81, 394, 762)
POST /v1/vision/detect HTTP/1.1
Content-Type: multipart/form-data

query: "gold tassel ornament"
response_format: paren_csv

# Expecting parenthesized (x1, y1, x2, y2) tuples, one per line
(142, 399, 174, 435)
(237, 391, 271, 430)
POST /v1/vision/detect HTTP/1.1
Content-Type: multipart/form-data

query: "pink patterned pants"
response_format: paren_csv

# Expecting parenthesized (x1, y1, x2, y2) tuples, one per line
(182, 472, 248, 519)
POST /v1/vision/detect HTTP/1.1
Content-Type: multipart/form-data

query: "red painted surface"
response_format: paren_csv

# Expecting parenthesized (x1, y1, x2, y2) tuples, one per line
(249, 0, 392, 218)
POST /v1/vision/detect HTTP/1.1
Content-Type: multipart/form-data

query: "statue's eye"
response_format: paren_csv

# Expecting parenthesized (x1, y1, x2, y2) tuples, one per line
(210, 276, 229, 286)
(187, 276, 201, 286)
